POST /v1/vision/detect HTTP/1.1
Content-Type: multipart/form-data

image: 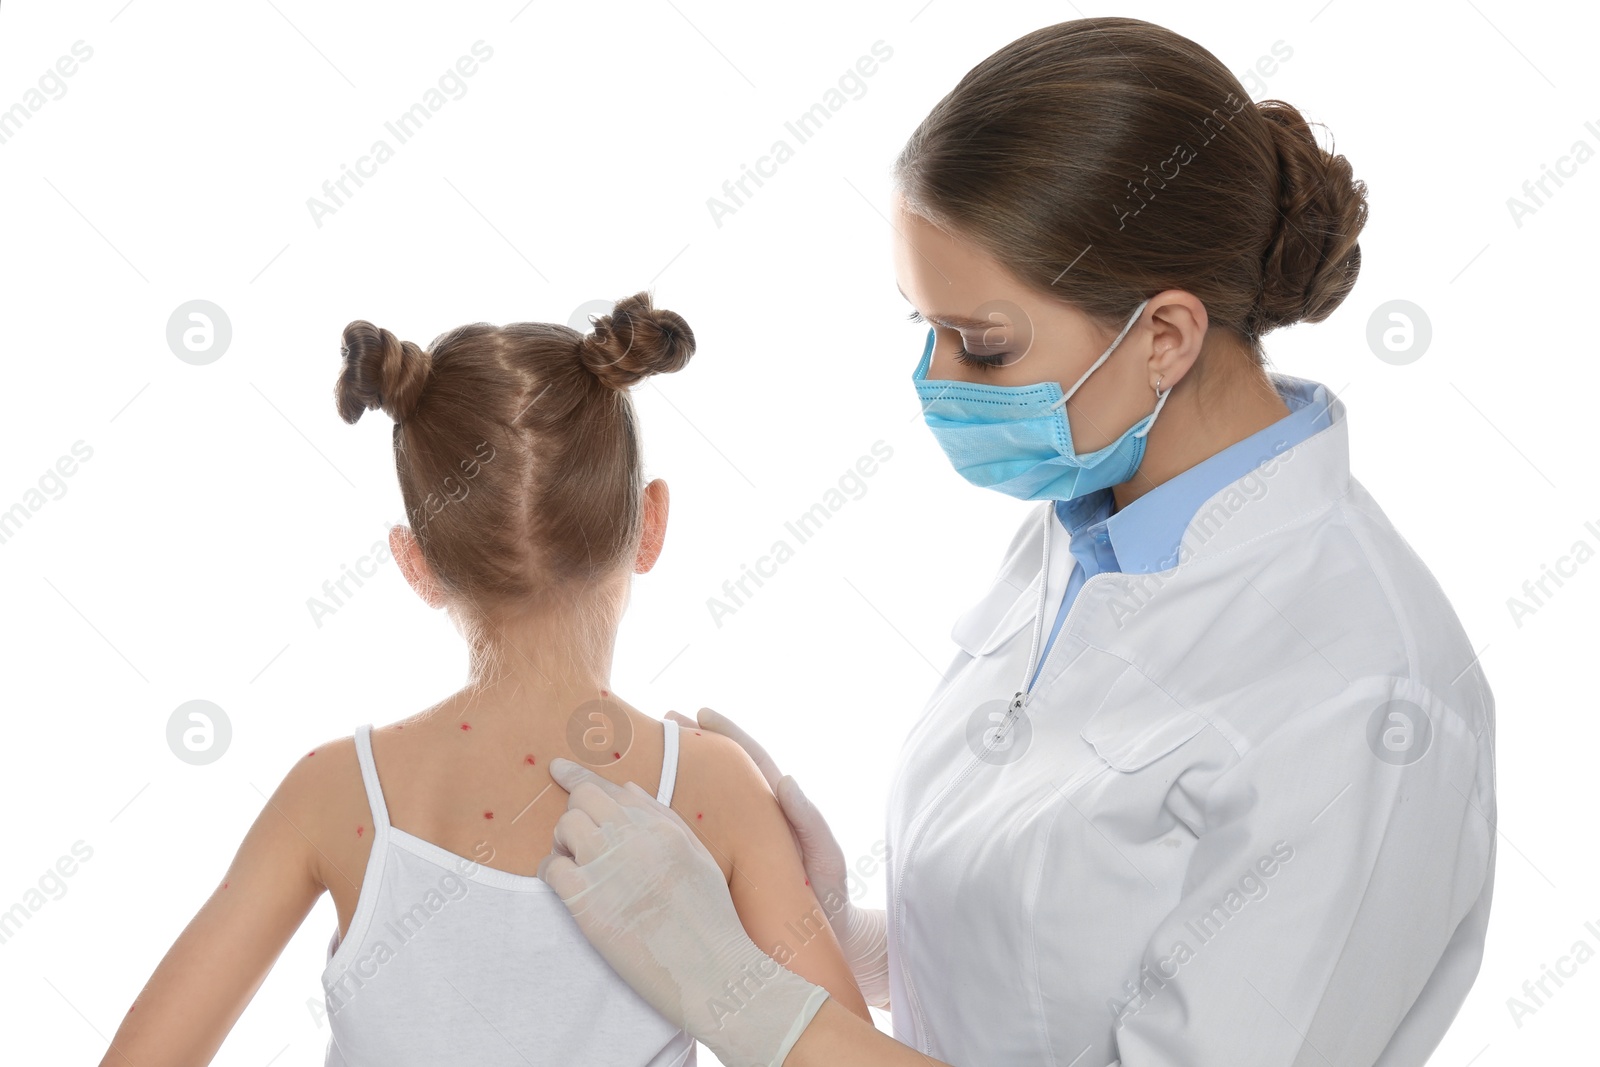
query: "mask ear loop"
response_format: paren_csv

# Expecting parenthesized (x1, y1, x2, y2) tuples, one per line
(1049, 298, 1151, 411)
(1132, 374, 1173, 439)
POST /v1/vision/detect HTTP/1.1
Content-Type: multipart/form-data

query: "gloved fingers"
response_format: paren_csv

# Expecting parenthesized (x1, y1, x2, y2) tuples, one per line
(693, 706, 784, 792)
(550, 758, 699, 839)
(552, 806, 613, 866)
(620, 779, 699, 838)
(536, 852, 587, 901)
(776, 774, 848, 887)
(548, 758, 630, 824)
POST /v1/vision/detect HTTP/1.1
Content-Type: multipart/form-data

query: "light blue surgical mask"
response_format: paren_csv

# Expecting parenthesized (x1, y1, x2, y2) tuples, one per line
(911, 299, 1169, 501)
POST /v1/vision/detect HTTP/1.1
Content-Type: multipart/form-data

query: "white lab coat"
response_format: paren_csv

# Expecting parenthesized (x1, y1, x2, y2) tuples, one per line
(885, 374, 1496, 1067)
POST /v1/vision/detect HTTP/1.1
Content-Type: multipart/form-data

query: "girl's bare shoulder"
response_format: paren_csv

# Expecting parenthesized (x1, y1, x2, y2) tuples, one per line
(276, 718, 422, 827)
(666, 721, 779, 880)
(270, 733, 374, 890)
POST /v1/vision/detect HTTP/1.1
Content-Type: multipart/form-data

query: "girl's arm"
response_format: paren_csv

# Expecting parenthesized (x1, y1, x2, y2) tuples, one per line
(677, 730, 873, 1023)
(99, 756, 328, 1067)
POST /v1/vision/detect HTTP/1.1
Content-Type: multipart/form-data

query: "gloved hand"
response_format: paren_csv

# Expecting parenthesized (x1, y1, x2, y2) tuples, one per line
(537, 757, 829, 1067)
(667, 708, 890, 1010)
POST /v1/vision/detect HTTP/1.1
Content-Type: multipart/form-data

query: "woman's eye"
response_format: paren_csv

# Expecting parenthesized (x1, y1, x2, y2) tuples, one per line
(953, 346, 1008, 370)
(906, 310, 1008, 369)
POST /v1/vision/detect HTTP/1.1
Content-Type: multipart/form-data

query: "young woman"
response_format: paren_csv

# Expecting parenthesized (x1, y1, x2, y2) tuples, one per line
(535, 17, 1497, 1067)
(97, 292, 871, 1066)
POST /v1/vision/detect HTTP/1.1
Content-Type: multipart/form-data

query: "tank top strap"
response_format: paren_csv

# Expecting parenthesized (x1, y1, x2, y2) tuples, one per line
(353, 723, 392, 830)
(656, 718, 681, 806)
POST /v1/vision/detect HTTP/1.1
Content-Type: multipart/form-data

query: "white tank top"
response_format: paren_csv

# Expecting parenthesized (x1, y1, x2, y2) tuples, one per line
(321, 719, 695, 1066)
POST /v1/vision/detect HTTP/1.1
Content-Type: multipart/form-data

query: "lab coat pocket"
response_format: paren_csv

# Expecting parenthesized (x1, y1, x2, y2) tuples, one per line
(1080, 665, 1207, 772)
(949, 573, 1038, 656)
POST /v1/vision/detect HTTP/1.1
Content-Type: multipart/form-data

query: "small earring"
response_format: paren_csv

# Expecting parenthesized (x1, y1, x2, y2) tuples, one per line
(1155, 375, 1164, 393)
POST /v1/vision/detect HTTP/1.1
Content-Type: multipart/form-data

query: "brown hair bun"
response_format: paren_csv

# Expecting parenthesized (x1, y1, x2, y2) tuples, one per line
(336, 322, 432, 424)
(1249, 99, 1369, 336)
(576, 291, 695, 390)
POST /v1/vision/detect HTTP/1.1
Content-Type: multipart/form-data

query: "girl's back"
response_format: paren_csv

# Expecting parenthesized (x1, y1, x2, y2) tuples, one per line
(317, 712, 691, 1064)
(98, 294, 869, 1066)
(299, 699, 848, 1065)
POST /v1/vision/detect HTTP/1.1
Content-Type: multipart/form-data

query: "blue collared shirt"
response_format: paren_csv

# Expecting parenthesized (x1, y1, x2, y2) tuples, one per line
(1027, 377, 1335, 689)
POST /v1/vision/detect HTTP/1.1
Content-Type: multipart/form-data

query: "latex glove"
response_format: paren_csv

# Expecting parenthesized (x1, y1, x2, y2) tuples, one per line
(667, 708, 890, 1010)
(537, 757, 829, 1067)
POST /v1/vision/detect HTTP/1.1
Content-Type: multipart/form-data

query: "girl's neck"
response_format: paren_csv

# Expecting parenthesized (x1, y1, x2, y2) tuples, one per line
(464, 664, 616, 716)
(413, 667, 627, 754)
(445, 597, 625, 728)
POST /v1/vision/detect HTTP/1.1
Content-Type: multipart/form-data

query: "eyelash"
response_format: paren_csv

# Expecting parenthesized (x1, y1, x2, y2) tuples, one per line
(906, 309, 1007, 370)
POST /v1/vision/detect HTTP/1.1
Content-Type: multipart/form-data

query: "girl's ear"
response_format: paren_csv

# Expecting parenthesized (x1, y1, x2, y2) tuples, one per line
(390, 525, 447, 608)
(635, 478, 669, 574)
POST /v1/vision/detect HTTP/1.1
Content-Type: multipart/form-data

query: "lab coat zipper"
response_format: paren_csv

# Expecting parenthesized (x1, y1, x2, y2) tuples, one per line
(893, 505, 1114, 1052)
(991, 506, 1106, 758)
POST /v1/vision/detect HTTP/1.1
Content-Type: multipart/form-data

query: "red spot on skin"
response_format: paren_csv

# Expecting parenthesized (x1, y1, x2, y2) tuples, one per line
(397, 725, 404, 730)
(356, 826, 365, 838)
(460, 723, 472, 731)
(483, 811, 494, 820)
(804, 878, 809, 886)
(695, 731, 702, 736)
(696, 812, 703, 820)
(222, 882, 230, 889)
(524, 755, 536, 765)
(600, 689, 609, 697)
(612, 751, 620, 759)
(307, 750, 316, 757)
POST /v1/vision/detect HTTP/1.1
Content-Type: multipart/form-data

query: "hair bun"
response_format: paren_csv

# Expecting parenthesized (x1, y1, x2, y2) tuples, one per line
(336, 321, 432, 424)
(1249, 99, 1370, 336)
(576, 291, 695, 390)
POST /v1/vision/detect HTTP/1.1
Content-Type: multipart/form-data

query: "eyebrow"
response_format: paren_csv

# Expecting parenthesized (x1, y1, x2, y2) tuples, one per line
(895, 283, 999, 331)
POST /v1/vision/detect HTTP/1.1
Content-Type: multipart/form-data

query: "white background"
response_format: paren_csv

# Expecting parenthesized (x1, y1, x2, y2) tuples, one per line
(0, 0, 1593, 1063)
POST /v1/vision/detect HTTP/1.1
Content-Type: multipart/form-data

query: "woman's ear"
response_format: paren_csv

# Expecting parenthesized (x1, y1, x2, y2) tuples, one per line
(635, 478, 670, 574)
(1144, 288, 1208, 391)
(390, 525, 447, 608)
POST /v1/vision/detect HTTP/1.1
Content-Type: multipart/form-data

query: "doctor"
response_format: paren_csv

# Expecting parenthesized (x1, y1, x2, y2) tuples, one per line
(538, 16, 1496, 1067)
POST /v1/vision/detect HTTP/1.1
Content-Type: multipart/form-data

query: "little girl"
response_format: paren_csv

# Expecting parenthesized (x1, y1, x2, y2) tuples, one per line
(99, 292, 871, 1065)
